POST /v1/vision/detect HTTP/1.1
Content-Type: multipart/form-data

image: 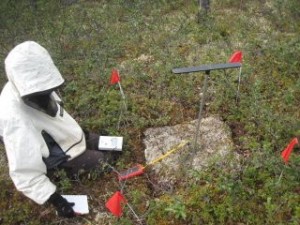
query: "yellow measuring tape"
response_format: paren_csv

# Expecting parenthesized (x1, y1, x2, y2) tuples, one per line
(118, 139, 190, 181)
(145, 139, 190, 167)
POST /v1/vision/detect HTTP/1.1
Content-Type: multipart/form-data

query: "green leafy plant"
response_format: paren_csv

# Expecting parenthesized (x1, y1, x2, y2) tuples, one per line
(165, 199, 187, 220)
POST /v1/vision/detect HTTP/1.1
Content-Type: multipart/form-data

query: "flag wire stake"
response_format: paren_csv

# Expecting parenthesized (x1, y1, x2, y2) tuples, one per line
(118, 81, 127, 110)
(276, 165, 286, 185)
(104, 163, 142, 223)
(105, 163, 143, 223)
(236, 66, 242, 103)
(126, 202, 143, 224)
(117, 81, 127, 130)
(117, 101, 125, 130)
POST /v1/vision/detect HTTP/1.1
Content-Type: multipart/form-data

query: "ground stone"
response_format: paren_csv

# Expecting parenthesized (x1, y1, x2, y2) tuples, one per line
(143, 115, 236, 184)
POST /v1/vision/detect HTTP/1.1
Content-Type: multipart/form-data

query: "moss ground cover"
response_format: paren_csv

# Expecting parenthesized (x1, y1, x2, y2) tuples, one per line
(0, 0, 299, 224)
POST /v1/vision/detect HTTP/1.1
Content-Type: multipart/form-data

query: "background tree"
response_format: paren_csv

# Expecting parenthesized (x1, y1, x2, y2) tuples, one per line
(198, 0, 210, 22)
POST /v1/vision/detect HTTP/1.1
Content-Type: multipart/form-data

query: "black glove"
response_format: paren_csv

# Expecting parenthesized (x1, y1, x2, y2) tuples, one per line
(48, 192, 75, 218)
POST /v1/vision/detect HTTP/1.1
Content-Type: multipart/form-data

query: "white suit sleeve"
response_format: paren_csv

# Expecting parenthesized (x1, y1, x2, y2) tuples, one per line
(3, 118, 56, 205)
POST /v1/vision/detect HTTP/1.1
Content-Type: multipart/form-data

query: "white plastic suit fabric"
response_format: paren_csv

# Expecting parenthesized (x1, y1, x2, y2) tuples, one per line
(0, 41, 86, 204)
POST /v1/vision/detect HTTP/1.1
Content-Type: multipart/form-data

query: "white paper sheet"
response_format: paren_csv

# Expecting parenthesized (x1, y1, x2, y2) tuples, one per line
(62, 195, 89, 214)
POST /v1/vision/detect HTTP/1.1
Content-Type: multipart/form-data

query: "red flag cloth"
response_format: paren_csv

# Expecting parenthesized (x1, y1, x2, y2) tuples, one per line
(110, 69, 120, 85)
(229, 51, 243, 63)
(281, 138, 298, 163)
(105, 191, 127, 217)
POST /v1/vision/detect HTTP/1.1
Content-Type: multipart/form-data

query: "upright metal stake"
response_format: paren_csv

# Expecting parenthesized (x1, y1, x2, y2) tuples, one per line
(193, 70, 209, 151)
(172, 62, 241, 151)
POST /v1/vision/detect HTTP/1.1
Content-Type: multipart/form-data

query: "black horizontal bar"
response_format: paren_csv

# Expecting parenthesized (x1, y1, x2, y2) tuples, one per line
(172, 62, 241, 74)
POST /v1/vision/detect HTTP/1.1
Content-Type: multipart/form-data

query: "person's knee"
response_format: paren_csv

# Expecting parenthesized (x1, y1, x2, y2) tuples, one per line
(85, 132, 99, 150)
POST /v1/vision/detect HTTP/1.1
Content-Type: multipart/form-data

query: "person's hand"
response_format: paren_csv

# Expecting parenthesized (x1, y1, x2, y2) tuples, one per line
(48, 192, 75, 218)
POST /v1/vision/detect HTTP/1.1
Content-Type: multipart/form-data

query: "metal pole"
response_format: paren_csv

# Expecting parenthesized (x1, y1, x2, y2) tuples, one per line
(193, 71, 209, 151)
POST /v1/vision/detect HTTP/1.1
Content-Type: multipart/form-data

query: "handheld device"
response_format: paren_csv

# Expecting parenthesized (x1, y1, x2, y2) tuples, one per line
(98, 136, 123, 151)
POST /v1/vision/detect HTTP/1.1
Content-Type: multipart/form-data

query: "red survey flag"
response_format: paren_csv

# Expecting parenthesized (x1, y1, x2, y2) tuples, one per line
(105, 191, 127, 217)
(110, 69, 120, 85)
(229, 51, 243, 63)
(281, 138, 298, 163)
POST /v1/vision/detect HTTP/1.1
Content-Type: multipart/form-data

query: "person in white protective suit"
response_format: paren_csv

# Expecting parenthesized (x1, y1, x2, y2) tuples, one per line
(0, 41, 118, 218)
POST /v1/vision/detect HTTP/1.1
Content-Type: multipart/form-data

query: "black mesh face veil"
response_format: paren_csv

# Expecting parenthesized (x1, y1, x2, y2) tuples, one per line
(22, 89, 58, 117)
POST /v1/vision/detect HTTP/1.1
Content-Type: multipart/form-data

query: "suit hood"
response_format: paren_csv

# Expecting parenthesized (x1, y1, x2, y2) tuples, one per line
(4, 41, 64, 97)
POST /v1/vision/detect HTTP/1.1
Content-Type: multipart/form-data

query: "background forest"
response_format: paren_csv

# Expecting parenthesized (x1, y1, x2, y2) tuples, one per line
(0, 0, 300, 224)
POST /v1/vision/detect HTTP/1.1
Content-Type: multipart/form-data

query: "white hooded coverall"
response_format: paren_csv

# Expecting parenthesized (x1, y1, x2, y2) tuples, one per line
(0, 41, 86, 205)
